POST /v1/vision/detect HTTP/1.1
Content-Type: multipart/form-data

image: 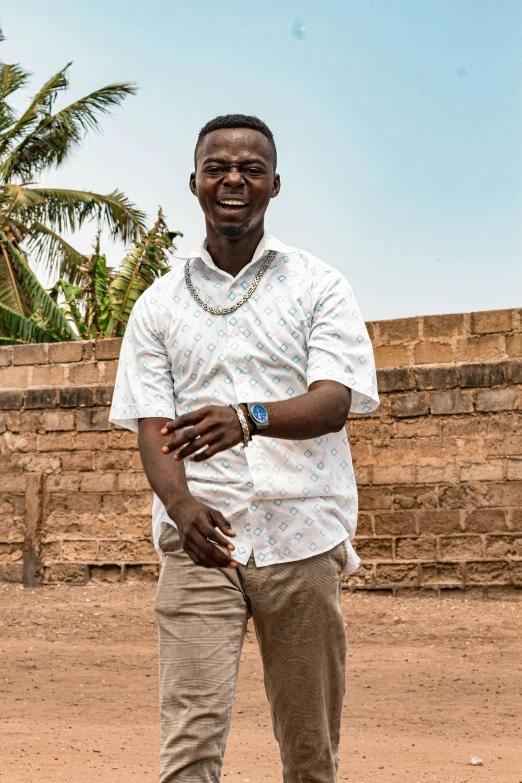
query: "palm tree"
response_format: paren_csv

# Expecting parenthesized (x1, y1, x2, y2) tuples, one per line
(0, 23, 148, 340)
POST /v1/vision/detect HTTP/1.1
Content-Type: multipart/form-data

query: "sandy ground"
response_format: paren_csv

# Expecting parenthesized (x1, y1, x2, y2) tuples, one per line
(0, 584, 521, 783)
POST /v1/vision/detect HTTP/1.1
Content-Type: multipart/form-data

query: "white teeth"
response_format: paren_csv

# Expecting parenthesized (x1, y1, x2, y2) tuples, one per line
(219, 200, 247, 206)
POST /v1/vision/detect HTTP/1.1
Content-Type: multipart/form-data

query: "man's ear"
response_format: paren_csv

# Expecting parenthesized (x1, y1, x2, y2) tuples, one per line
(271, 173, 281, 199)
(189, 172, 197, 196)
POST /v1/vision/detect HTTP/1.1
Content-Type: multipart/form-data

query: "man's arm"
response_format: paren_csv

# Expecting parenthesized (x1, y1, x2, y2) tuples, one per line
(138, 417, 239, 569)
(160, 380, 351, 462)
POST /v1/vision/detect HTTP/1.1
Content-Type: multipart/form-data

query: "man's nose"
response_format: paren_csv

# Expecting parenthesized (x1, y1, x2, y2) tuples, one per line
(222, 168, 245, 187)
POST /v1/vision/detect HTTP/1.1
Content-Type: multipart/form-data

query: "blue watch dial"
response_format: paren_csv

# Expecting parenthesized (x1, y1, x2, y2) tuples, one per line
(251, 404, 268, 424)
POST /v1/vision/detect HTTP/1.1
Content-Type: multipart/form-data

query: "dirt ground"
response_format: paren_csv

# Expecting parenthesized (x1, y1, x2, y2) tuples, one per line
(1, 584, 521, 783)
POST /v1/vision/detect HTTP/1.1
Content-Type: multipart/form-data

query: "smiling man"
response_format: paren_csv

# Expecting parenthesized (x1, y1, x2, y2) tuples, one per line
(110, 114, 379, 783)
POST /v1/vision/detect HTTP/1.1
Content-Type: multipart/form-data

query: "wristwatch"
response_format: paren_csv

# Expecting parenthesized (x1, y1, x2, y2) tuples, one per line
(247, 402, 270, 432)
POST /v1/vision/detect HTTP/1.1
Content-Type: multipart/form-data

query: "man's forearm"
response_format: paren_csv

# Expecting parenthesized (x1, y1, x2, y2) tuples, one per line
(241, 380, 351, 441)
(138, 417, 192, 515)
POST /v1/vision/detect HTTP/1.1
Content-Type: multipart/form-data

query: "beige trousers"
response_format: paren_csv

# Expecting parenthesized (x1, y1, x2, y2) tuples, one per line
(154, 525, 348, 783)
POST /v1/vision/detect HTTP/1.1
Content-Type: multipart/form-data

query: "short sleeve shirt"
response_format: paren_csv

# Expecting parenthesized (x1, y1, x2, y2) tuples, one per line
(109, 233, 379, 572)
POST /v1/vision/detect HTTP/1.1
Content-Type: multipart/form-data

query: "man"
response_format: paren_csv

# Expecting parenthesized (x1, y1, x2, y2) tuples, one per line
(110, 114, 379, 783)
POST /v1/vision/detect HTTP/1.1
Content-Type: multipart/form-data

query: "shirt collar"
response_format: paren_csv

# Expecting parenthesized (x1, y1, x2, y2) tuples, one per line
(182, 233, 294, 278)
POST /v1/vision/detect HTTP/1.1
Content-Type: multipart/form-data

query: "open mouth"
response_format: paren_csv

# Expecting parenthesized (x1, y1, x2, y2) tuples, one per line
(216, 199, 249, 213)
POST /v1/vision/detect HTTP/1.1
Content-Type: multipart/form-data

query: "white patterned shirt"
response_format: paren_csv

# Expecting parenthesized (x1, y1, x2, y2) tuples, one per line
(109, 233, 379, 572)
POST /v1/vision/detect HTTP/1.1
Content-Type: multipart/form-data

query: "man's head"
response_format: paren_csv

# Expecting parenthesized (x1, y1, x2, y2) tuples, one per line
(190, 114, 280, 239)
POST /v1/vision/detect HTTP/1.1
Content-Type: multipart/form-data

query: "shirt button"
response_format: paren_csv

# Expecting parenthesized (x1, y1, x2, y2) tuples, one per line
(234, 329, 240, 337)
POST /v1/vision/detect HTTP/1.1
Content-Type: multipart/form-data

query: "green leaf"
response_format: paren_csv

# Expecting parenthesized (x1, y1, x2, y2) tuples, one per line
(24, 221, 87, 283)
(0, 301, 57, 343)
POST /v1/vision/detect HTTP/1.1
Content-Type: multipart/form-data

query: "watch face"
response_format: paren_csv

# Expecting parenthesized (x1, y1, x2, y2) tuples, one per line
(251, 404, 268, 424)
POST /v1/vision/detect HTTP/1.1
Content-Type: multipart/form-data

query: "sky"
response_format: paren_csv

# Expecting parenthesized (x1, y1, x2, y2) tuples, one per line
(3, 0, 522, 321)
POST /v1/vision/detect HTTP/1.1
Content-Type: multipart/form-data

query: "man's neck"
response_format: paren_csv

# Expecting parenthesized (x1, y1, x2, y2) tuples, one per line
(205, 223, 264, 278)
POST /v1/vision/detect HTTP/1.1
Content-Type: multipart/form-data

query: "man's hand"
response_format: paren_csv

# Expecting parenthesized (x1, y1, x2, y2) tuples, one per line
(168, 497, 239, 569)
(161, 405, 251, 462)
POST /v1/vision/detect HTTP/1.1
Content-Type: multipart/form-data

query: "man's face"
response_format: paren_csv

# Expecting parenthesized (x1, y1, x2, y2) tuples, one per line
(190, 128, 280, 238)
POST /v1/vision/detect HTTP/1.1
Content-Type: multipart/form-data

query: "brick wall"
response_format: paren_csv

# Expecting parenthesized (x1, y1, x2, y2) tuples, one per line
(1, 308, 521, 594)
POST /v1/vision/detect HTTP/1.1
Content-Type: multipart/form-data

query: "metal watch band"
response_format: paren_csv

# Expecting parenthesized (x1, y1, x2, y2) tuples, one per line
(228, 403, 251, 450)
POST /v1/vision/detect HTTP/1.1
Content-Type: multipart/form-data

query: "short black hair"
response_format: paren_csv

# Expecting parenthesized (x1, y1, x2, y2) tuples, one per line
(194, 114, 277, 170)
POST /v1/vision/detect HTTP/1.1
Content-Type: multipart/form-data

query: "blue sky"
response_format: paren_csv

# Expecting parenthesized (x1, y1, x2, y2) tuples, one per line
(3, 0, 521, 320)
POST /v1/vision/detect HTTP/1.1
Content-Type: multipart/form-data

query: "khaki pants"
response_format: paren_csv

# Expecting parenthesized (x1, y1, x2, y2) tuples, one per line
(154, 525, 348, 783)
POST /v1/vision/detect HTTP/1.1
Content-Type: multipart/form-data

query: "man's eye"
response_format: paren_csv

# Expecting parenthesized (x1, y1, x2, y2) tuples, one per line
(245, 169, 263, 176)
(206, 167, 223, 174)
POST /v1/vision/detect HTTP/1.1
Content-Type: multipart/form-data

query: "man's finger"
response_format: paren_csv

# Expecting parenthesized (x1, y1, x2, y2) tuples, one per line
(187, 536, 237, 569)
(200, 520, 235, 551)
(161, 410, 205, 436)
(209, 509, 236, 538)
(175, 433, 214, 462)
(191, 441, 228, 462)
(162, 424, 208, 454)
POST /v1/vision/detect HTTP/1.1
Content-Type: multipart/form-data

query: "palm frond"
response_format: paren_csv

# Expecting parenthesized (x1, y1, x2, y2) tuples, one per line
(0, 301, 57, 343)
(107, 210, 179, 336)
(0, 62, 31, 100)
(24, 221, 87, 283)
(0, 65, 70, 160)
(8, 186, 147, 243)
(0, 237, 31, 314)
(1, 82, 136, 182)
(0, 231, 78, 339)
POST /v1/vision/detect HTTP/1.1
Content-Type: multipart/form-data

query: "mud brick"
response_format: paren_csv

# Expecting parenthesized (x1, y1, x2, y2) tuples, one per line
(0, 542, 23, 562)
(353, 537, 393, 560)
(0, 563, 23, 582)
(456, 335, 504, 363)
(414, 342, 453, 365)
(484, 481, 522, 507)
(12, 343, 48, 365)
(390, 393, 429, 418)
(510, 562, 522, 586)
(39, 541, 62, 563)
(102, 361, 118, 383)
(95, 385, 115, 406)
(46, 475, 81, 493)
(395, 535, 437, 560)
(37, 432, 75, 451)
(66, 493, 102, 514)
(505, 333, 522, 357)
(484, 434, 522, 457)
(430, 390, 473, 415)
(0, 391, 23, 410)
(375, 563, 419, 586)
(75, 433, 109, 451)
(504, 360, 522, 384)
(47, 342, 84, 363)
(507, 459, 522, 480)
(59, 451, 94, 472)
(117, 473, 151, 492)
(476, 388, 518, 412)
(130, 451, 144, 471)
(471, 309, 514, 335)
(41, 410, 75, 431)
(80, 473, 117, 493)
(0, 453, 22, 473)
(95, 451, 131, 471)
(44, 564, 89, 583)
(392, 485, 438, 510)
(395, 419, 440, 438)
(464, 509, 507, 533)
(341, 563, 375, 588)
(77, 408, 110, 431)
(0, 366, 29, 388)
(465, 560, 510, 585)
(82, 341, 95, 360)
(62, 539, 99, 561)
(350, 440, 372, 463)
(459, 363, 504, 388)
(420, 562, 464, 586)
(31, 364, 65, 387)
(374, 345, 409, 369)
(0, 475, 26, 492)
(377, 317, 420, 345)
(0, 346, 12, 367)
(67, 362, 102, 386)
(372, 465, 416, 485)
(422, 313, 466, 339)
(416, 463, 458, 484)
(110, 430, 138, 450)
(356, 512, 374, 535)
(123, 564, 160, 583)
(461, 460, 505, 482)
(439, 535, 483, 560)
(95, 338, 123, 360)
(484, 534, 522, 559)
(90, 565, 122, 583)
(355, 466, 371, 485)
(25, 388, 58, 409)
(358, 487, 392, 511)
(419, 510, 462, 534)
(18, 453, 60, 473)
(98, 540, 135, 560)
(60, 386, 94, 408)
(134, 539, 158, 560)
(374, 511, 418, 536)
(415, 366, 458, 390)
(376, 367, 413, 393)
(441, 417, 484, 437)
